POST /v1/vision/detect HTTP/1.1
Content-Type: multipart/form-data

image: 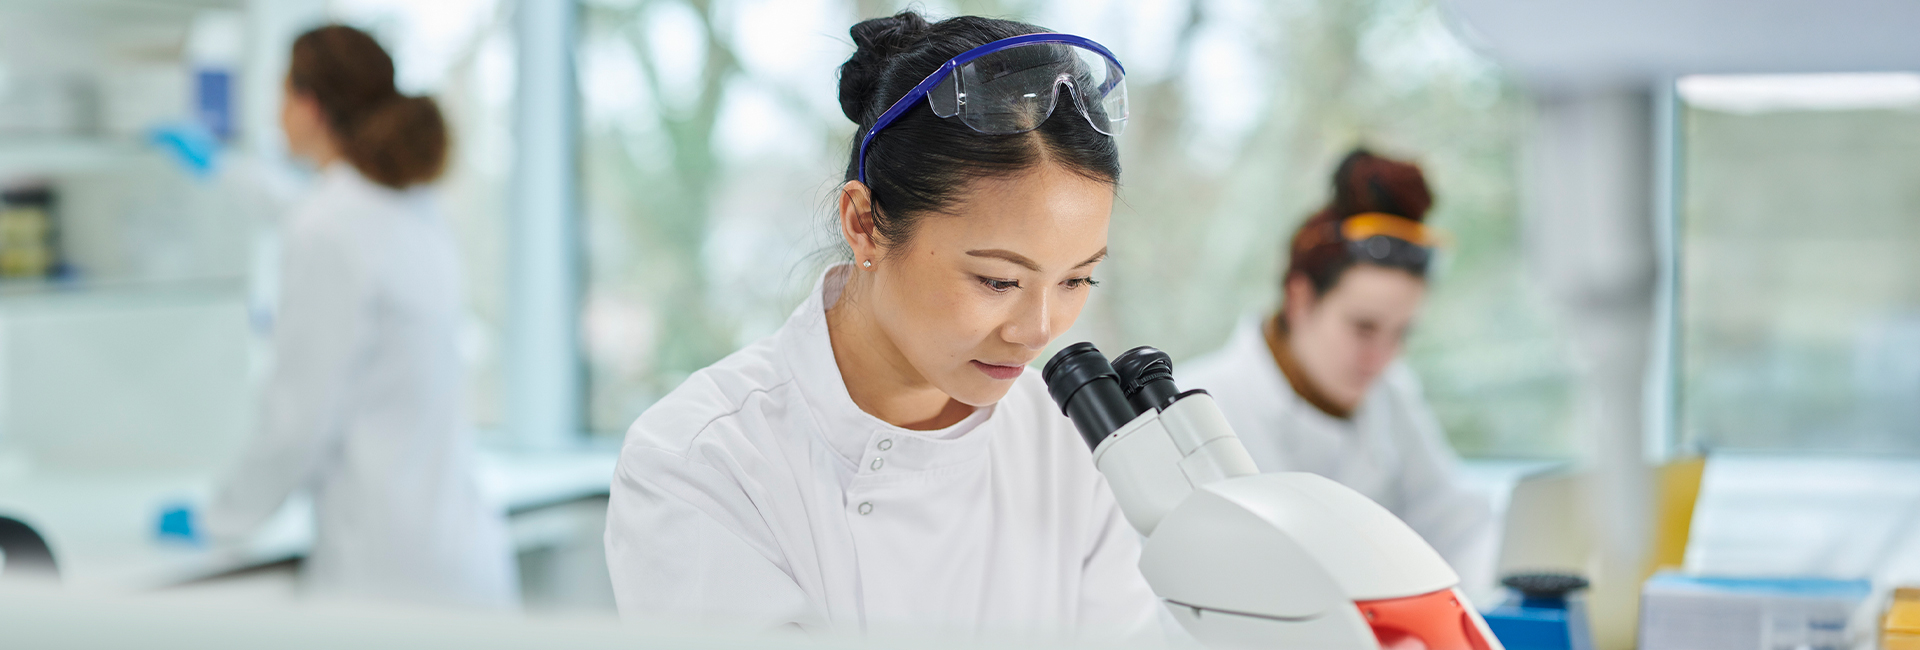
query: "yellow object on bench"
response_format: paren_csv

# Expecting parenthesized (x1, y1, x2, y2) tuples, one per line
(1650, 456, 1706, 571)
(1887, 587, 1920, 650)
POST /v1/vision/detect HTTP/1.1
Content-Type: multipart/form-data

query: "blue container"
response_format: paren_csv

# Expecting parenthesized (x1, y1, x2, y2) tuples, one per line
(195, 68, 233, 141)
(1484, 573, 1593, 650)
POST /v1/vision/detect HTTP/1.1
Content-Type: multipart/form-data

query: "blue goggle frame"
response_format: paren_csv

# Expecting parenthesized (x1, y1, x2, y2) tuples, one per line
(855, 32, 1127, 185)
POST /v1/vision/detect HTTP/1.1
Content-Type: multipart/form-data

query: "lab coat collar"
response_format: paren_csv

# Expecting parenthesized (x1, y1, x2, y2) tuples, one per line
(319, 161, 368, 191)
(1223, 317, 1288, 400)
(1221, 316, 1358, 431)
(780, 265, 995, 471)
(318, 162, 430, 205)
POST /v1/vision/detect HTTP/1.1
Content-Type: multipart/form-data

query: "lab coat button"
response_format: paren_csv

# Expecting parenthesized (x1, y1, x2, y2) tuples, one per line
(877, 438, 893, 451)
(870, 458, 884, 470)
(857, 502, 873, 515)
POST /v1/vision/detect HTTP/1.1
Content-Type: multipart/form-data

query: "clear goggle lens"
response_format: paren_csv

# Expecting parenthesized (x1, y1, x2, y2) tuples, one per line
(926, 41, 1127, 136)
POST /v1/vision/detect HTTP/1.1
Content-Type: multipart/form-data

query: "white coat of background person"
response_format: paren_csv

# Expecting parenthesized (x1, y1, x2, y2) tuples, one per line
(604, 13, 1162, 641)
(203, 25, 515, 609)
(1182, 149, 1498, 594)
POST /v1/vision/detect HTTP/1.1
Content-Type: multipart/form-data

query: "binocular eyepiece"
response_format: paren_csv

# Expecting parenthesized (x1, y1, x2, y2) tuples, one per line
(1042, 342, 1187, 450)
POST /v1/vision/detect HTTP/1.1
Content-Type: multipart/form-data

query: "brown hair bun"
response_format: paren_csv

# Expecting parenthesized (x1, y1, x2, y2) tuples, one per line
(1284, 148, 1435, 296)
(289, 25, 448, 189)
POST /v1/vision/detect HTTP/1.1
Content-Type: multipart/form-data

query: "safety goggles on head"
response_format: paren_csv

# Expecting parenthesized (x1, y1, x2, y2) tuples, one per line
(1341, 212, 1440, 270)
(857, 32, 1128, 185)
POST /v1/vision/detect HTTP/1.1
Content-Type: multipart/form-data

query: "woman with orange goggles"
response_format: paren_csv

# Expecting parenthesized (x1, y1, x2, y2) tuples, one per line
(1182, 148, 1497, 594)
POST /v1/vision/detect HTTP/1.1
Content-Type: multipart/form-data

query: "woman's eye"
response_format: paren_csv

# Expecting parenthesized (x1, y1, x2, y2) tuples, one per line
(980, 277, 1021, 293)
(1064, 277, 1099, 290)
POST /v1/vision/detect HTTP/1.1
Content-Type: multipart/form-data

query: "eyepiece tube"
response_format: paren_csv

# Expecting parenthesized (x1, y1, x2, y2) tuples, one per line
(1042, 342, 1139, 450)
(1113, 346, 1181, 414)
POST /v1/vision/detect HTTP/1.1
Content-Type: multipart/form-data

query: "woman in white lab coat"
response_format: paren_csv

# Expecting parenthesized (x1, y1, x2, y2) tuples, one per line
(1182, 149, 1496, 591)
(604, 12, 1160, 640)
(204, 25, 516, 609)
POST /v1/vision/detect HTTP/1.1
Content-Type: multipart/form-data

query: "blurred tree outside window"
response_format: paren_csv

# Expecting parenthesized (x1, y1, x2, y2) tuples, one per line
(577, 0, 1576, 458)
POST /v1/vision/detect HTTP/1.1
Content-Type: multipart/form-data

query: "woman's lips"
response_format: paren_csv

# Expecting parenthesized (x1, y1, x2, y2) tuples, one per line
(971, 360, 1026, 381)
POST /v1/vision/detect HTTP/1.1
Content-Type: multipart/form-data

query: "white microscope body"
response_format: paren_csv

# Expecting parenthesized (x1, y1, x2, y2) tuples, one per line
(1043, 344, 1500, 650)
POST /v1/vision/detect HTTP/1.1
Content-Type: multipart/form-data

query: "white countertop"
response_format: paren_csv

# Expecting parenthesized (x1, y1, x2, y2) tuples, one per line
(0, 448, 617, 591)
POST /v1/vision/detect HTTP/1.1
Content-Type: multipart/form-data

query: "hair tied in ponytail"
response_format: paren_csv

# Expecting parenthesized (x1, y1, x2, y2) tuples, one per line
(290, 25, 450, 189)
(343, 93, 449, 189)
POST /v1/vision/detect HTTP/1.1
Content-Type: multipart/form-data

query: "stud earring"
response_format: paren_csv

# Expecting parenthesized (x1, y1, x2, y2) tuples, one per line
(862, 260, 873, 268)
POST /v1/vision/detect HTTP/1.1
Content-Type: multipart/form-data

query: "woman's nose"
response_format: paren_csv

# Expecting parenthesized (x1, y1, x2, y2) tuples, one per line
(1361, 340, 1400, 375)
(1002, 291, 1053, 350)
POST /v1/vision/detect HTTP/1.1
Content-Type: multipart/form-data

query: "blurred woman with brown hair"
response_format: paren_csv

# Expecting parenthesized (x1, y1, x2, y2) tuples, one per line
(203, 25, 516, 608)
(1182, 148, 1495, 590)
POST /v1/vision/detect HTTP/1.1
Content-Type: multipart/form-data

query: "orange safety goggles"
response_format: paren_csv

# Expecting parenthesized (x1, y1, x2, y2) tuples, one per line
(1339, 212, 1441, 270)
(1341, 212, 1442, 247)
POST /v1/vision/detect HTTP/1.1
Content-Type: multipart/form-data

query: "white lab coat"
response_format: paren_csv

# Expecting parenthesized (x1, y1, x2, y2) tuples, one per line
(1181, 318, 1497, 592)
(206, 164, 516, 609)
(604, 265, 1162, 641)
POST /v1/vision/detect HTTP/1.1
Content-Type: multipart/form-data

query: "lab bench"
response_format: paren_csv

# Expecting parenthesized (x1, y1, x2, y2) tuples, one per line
(0, 448, 617, 592)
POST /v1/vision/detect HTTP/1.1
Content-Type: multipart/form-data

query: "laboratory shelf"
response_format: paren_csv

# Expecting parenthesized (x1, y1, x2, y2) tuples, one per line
(0, 276, 247, 311)
(0, 137, 157, 178)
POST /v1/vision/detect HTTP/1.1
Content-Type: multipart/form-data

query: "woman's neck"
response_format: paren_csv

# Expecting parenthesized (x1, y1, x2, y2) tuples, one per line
(1266, 314, 1356, 419)
(825, 274, 974, 431)
(297, 133, 343, 171)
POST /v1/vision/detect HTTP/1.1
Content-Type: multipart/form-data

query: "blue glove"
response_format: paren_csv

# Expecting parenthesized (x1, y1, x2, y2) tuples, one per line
(156, 502, 201, 546)
(148, 123, 221, 178)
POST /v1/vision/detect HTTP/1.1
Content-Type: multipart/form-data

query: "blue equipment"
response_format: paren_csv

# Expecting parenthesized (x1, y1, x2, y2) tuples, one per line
(1483, 573, 1593, 650)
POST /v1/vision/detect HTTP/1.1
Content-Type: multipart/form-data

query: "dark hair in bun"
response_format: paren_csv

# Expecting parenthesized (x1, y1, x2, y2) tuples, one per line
(838, 11, 1120, 254)
(289, 25, 448, 189)
(1285, 148, 1435, 295)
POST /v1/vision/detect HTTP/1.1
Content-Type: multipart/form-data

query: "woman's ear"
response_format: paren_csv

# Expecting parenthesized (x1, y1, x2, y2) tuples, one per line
(280, 86, 333, 161)
(838, 181, 882, 266)
(283, 86, 320, 126)
(1282, 272, 1318, 327)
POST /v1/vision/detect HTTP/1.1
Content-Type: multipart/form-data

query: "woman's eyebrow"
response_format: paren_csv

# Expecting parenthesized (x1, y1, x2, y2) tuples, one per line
(1075, 248, 1109, 268)
(967, 249, 1041, 271)
(965, 247, 1109, 271)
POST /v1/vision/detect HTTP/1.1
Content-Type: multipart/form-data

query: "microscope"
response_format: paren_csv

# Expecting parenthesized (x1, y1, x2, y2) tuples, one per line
(1043, 343, 1501, 650)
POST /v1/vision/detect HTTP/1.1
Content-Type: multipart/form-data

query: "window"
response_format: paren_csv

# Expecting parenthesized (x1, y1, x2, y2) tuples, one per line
(1676, 73, 1920, 454)
(577, 0, 850, 433)
(576, 0, 1575, 458)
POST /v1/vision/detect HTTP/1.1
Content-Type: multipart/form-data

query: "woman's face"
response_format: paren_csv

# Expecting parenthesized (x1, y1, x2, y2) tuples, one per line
(1285, 265, 1428, 408)
(855, 164, 1112, 407)
(279, 79, 332, 164)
